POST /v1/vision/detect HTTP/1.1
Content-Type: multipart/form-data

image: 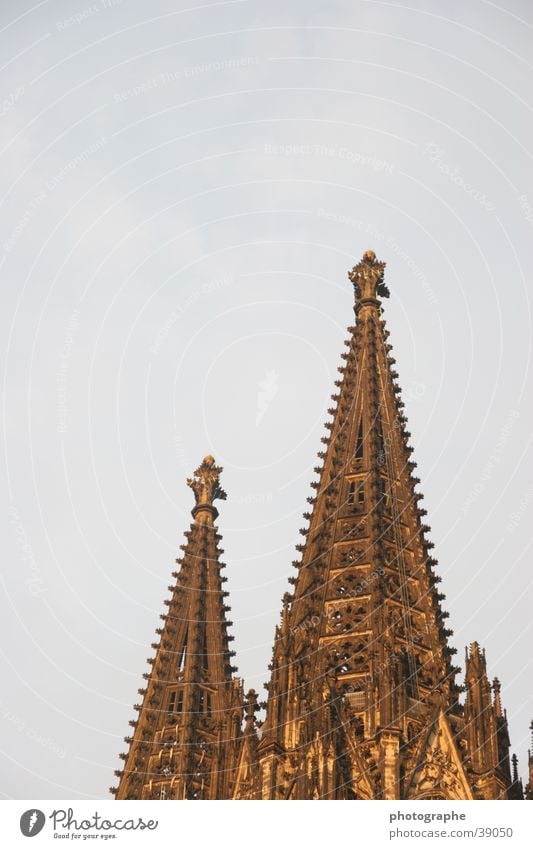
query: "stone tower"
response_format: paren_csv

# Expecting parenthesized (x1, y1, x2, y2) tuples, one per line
(113, 252, 527, 800)
(234, 251, 520, 800)
(112, 456, 243, 799)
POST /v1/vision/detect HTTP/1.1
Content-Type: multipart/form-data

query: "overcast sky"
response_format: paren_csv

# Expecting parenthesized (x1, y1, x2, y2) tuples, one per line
(1, 0, 532, 799)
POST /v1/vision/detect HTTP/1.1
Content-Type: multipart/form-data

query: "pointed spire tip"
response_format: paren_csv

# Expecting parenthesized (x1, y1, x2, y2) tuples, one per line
(348, 250, 389, 307)
(187, 454, 227, 519)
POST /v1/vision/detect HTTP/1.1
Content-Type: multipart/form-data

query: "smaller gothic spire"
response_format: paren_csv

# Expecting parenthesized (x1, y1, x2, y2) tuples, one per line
(510, 753, 524, 800)
(348, 249, 389, 309)
(466, 641, 486, 677)
(114, 454, 240, 800)
(187, 455, 227, 523)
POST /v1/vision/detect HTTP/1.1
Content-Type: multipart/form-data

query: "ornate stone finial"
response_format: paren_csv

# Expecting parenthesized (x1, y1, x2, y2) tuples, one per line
(348, 249, 389, 309)
(469, 641, 480, 659)
(466, 641, 487, 679)
(492, 677, 503, 717)
(187, 455, 227, 520)
(244, 689, 258, 729)
(280, 592, 292, 631)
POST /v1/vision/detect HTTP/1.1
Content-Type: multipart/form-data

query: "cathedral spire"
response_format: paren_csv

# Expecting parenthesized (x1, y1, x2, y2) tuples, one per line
(259, 251, 466, 798)
(112, 456, 242, 800)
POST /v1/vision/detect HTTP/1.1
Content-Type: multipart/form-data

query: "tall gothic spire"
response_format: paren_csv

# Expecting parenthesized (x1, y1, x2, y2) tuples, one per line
(112, 456, 243, 800)
(256, 251, 518, 799)
(292, 249, 456, 703)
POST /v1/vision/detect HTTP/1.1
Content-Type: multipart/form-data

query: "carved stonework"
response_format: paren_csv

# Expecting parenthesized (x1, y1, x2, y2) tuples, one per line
(336, 546, 366, 567)
(187, 455, 227, 508)
(340, 519, 367, 540)
(348, 249, 389, 304)
(331, 569, 372, 598)
(412, 727, 468, 800)
(326, 600, 369, 635)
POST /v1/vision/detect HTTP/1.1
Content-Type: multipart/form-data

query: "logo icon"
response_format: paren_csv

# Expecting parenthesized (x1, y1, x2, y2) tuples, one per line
(20, 809, 46, 837)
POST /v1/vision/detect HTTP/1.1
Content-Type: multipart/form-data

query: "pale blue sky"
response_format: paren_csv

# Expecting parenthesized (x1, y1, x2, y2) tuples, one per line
(1, 0, 532, 798)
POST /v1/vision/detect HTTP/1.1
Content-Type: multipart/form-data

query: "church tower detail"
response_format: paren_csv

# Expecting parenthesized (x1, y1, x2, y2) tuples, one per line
(112, 456, 243, 800)
(112, 253, 527, 800)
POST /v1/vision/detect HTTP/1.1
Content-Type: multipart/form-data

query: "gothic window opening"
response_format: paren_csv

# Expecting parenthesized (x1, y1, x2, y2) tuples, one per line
(347, 480, 365, 510)
(355, 419, 364, 460)
(168, 689, 183, 715)
(178, 633, 188, 671)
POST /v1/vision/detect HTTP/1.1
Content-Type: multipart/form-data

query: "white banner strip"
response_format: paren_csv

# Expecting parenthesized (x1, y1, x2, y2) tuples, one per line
(2, 800, 532, 848)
